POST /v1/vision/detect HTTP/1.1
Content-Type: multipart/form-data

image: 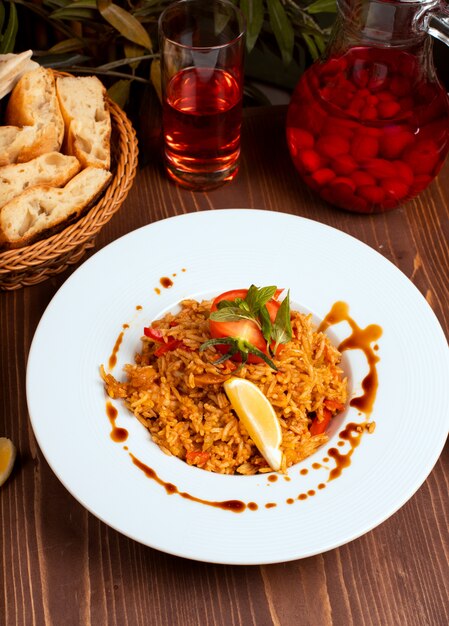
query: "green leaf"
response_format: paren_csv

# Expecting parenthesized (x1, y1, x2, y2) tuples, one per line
(97, 0, 152, 50)
(266, 0, 294, 65)
(240, 0, 264, 52)
(217, 299, 241, 310)
(271, 290, 292, 354)
(124, 42, 144, 69)
(49, 38, 84, 54)
(0, 1, 18, 54)
(150, 58, 162, 102)
(303, 33, 320, 61)
(199, 336, 278, 371)
(209, 307, 258, 325)
(246, 285, 277, 312)
(259, 305, 273, 344)
(107, 79, 130, 108)
(51, 5, 97, 20)
(306, 0, 337, 15)
(0, 3, 5, 34)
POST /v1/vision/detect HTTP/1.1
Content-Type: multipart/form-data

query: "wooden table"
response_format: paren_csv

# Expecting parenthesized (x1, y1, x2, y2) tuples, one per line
(1, 105, 448, 626)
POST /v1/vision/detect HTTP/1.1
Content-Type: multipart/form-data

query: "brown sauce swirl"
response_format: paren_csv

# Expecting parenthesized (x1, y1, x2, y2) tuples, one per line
(130, 454, 247, 513)
(328, 423, 364, 481)
(318, 301, 382, 416)
(106, 401, 128, 443)
(108, 324, 129, 370)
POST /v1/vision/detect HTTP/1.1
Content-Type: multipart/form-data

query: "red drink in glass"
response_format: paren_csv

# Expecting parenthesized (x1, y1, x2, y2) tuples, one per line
(159, 0, 245, 190)
(163, 67, 242, 180)
(286, 47, 449, 213)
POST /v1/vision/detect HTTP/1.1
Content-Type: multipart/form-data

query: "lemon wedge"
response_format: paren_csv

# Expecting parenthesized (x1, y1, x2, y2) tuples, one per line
(0, 437, 17, 487)
(223, 377, 283, 471)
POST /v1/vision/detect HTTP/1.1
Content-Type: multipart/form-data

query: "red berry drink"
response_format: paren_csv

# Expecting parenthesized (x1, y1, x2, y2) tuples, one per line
(163, 67, 243, 185)
(286, 47, 449, 213)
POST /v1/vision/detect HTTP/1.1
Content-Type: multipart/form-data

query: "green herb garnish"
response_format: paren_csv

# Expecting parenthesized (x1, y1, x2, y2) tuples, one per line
(200, 285, 293, 370)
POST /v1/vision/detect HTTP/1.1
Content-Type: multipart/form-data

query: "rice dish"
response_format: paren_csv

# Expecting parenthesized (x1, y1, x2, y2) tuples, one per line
(101, 297, 347, 475)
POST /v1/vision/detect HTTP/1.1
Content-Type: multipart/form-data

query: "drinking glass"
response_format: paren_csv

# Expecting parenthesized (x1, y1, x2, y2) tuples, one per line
(159, 0, 246, 190)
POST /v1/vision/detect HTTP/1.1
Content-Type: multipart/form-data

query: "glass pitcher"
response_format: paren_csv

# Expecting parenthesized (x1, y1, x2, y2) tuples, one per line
(286, 0, 449, 213)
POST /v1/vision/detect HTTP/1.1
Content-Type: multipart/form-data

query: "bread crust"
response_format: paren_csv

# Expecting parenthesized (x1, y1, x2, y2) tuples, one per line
(56, 76, 111, 169)
(0, 152, 81, 208)
(1, 68, 64, 165)
(0, 167, 112, 249)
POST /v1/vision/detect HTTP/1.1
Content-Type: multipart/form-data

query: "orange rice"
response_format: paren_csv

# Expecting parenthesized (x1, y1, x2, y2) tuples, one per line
(101, 299, 347, 474)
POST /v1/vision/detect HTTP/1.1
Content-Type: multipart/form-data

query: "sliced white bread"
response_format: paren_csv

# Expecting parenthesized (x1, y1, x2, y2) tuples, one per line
(0, 167, 112, 249)
(0, 152, 81, 208)
(56, 75, 111, 169)
(1, 67, 64, 164)
(0, 51, 40, 100)
(0, 125, 38, 167)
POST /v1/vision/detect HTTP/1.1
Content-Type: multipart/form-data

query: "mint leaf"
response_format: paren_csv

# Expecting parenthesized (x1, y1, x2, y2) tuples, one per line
(209, 308, 258, 324)
(271, 290, 292, 353)
(259, 305, 273, 343)
(245, 285, 277, 313)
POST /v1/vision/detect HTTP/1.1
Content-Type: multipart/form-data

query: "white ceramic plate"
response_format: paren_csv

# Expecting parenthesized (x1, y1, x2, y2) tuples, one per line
(27, 209, 449, 564)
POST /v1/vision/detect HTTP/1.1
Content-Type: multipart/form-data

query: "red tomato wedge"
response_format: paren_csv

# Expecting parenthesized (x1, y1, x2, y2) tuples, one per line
(209, 289, 282, 364)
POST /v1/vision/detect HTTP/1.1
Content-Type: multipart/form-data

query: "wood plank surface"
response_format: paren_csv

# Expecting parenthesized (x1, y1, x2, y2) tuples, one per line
(1, 105, 448, 626)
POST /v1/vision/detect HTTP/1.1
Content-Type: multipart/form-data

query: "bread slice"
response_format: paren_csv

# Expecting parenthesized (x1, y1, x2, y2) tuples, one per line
(1, 67, 64, 164)
(0, 152, 81, 208)
(0, 167, 112, 249)
(56, 76, 111, 169)
(0, 51, 40, 100)
(0, 125, 38, 167)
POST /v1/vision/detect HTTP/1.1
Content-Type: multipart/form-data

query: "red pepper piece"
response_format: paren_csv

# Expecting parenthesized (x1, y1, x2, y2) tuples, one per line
(310, 408, 333, 436)
(154, 339, 182, 357)
(185, 451, 210, 467)
(144, 327, 164, 341)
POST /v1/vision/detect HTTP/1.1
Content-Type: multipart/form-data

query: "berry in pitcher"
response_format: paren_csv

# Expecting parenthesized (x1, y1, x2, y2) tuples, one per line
(286, 47, 449, 213)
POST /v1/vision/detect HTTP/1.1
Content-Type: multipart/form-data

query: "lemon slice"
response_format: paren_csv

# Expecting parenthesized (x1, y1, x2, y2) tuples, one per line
(0, 437, 17, 487)
(223, 377, 283, 471)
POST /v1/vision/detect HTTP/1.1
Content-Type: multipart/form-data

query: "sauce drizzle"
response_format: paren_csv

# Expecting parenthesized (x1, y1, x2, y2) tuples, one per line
(160, 277, 173, 289)
(318, 301, 382, 415)
(328, 423, 364, 481)
(130, 453, 247, 513)
(106, 401, 128, 442)
(108, 325, 128, 370)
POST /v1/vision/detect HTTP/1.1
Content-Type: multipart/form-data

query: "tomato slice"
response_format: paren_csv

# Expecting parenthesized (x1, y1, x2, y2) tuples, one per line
(209, 289, 282, 364)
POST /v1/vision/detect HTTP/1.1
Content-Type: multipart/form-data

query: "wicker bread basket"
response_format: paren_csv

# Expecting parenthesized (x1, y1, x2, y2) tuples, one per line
(0, 71, 139, 291)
